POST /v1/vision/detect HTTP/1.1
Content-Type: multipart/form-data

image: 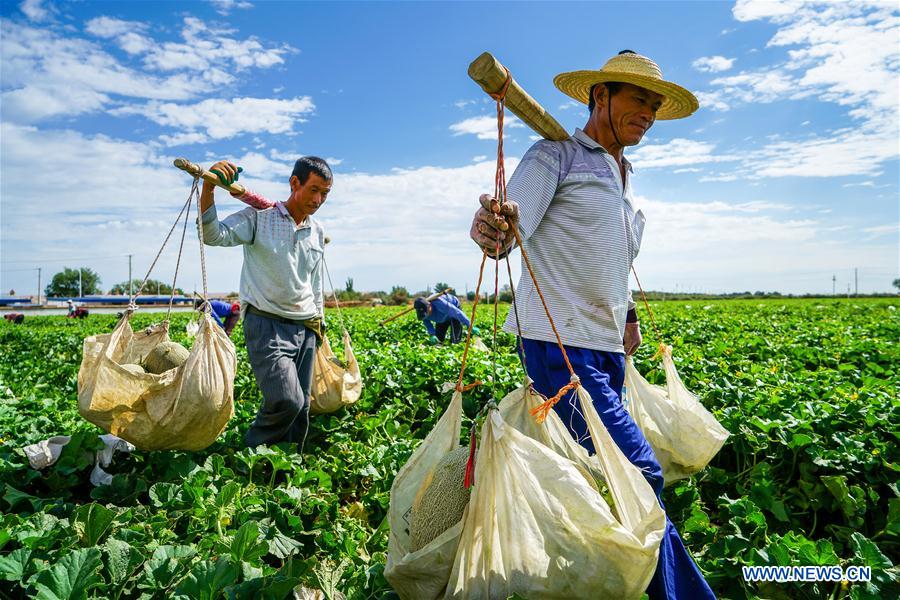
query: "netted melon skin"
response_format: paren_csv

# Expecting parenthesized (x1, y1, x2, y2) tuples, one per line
(409, 446, 472, 552)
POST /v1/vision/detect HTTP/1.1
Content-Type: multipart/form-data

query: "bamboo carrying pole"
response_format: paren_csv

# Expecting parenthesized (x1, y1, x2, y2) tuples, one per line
(379, 289, 452, 326)
(173, 158, 246, 196)
(468, 52, 569, 142)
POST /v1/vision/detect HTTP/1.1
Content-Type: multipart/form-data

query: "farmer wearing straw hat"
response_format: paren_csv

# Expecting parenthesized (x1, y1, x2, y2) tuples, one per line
(199, 157, 332, 451)
(470, 51, 714, 599)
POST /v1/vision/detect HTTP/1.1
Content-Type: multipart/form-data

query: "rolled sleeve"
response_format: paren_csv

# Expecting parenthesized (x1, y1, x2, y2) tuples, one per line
(200, 205, 256, 247)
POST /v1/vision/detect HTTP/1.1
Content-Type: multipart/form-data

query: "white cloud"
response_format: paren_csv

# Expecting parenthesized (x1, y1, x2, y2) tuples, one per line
(449, 115, 523, 140)
(158, 132, 210, 147)
(0, 16, 297, 124)
(558, 100, 583, 111)
(862, 223, 899, 237)
(473, 155, 488, 162)
(211, 0, 254, 15)
(692, 55, 736, 73)
(114, 96, 316, 140)
(695, 1, 900, 179)
(629, 138, 740, 169)
(454, 99, 476, 109)
(20, 0, 52, 22)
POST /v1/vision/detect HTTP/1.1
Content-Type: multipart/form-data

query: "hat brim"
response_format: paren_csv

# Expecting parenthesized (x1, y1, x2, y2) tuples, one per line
(553, 70, 699, 120)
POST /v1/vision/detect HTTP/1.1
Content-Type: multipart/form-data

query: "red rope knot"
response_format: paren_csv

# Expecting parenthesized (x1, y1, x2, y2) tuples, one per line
(489, 67, 512, 102)
(529, 375, 581, 424)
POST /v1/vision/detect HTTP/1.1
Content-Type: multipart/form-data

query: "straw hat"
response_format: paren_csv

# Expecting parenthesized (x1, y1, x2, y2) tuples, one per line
(554, 51, 699, 120)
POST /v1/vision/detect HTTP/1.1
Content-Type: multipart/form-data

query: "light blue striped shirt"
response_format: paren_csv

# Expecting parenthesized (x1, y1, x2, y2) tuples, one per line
(201, 202, 325, 321)
(504, 128, 646, 354)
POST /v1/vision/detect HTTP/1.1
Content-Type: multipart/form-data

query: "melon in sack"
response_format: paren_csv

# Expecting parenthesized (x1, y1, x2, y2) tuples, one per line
(310, 329, 362, 415)
(77, 311, 236, 451)
(498, 380, 606, 487)
(384, 391, 467, 600)
(624, 348, 729, 485)
(446, 384, 666, 600)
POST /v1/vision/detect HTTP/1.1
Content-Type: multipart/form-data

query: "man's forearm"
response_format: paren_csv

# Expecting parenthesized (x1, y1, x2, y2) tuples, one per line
(199, 182, 216, 215)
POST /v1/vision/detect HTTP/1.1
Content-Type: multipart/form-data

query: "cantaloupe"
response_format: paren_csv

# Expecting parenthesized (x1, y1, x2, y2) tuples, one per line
(409, 446, 472, 552)
(120, 363, 145, 375)
(144, 342, 190, 374)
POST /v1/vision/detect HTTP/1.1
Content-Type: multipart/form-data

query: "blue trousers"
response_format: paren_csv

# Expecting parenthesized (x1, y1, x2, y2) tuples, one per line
(522, 338, 716, 600)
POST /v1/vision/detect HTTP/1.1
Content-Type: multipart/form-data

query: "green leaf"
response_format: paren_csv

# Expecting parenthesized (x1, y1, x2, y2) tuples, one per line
(266, 529, 303, 559)
(849, 532, 893, 570)
(0, 547, 31, 581)
(173, 557, 239, 600)
(148, 482, 181, 507)
(3, 484, 41, 511)
(104, 538, 145, 587)
(230, 521, 268, 563)
(224, 575, 300, 600)
(30, 547, 103, 600)
(72, 503, 116, 547)
(139, 544, 197, 593)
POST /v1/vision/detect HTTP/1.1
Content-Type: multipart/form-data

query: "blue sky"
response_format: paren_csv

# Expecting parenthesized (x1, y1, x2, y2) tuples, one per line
(1, 0, 897, 298)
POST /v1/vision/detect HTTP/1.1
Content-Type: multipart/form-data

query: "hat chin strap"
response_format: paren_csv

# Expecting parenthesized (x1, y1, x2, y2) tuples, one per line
(607, 95, 624, 148)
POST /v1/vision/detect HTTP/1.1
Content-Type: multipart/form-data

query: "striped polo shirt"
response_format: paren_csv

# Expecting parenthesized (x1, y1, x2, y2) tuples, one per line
(503, 128, 646, 354)
(201, 202, 325, 321)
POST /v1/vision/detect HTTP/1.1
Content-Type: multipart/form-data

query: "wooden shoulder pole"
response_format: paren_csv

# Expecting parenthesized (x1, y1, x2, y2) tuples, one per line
(174, 158, 247, 196)
(379, 289, 452, 326)
(468, 52, 569, 142)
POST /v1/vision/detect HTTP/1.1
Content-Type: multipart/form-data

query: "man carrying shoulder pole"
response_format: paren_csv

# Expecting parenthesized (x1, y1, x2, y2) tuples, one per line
(199, 157, 332, 451)
(471, 51, 714, 599)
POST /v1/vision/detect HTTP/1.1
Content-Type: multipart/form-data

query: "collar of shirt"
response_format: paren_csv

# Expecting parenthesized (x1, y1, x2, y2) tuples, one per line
(276, 202, 310, 230)
(572, 128, 634, 173)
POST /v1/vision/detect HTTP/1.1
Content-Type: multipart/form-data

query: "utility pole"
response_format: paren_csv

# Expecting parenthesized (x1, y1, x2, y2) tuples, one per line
(78, 268, 83, 298)
(847, 284, 850, 299)
(128, 255, 133, 297)
(854, 268, 858, 296)
(832, 274, 836, 297)
(37, 267, 41, 305)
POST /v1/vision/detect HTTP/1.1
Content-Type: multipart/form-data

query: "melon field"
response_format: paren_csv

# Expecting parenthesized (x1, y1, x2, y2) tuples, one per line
(0, 298, 897, 599)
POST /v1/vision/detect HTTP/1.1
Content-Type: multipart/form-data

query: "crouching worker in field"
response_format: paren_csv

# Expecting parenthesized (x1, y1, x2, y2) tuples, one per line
(471, 51, 714, 599)
(195, 299, 241, 337)
(199, 157, 332, 451)
(414, 294, 478, 345)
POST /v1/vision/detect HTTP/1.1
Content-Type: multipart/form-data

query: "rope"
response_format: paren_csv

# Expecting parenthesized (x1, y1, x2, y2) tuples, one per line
(323, 256, 347, 334)
(166, 181, 194, 320)
(505, 255, 527, 376)
(453, 63, 583, 426)
(195, 177, 210, 300)
(129, 179, 196, 312)
(631, 265, 662, 346)
(455, 252, 488, 392)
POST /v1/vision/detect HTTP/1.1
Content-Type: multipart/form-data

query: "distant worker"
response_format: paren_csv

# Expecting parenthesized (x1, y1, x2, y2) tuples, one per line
(196, 299, 241, 336)
(67, 299, 76, 317)
(414, 294, 478, 345)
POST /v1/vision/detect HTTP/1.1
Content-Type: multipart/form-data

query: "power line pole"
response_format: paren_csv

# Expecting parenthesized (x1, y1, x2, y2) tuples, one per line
(78, 268, 83, 298)
(832, 274, 836, 297)
(37, 267, 42, 305)
(854, 268, 858, 296)
(128, 255, 133, 297)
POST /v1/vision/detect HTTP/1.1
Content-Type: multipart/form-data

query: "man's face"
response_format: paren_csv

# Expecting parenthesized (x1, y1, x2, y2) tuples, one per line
(607, 83, 664, 146)
(290, 173, 332, 215)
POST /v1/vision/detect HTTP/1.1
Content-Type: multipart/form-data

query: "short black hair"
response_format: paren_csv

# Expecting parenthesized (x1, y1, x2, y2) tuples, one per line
(291, 156, 333, 185)
(588, 50, 636, 114)
(588, 82, 625, 114)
